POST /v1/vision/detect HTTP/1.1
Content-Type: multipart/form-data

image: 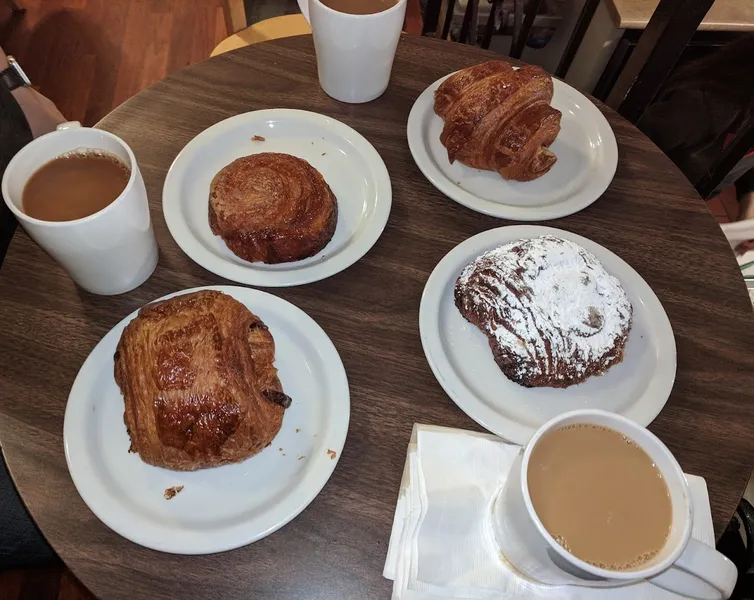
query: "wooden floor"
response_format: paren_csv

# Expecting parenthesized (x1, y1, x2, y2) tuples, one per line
(0, 1, 260, 597)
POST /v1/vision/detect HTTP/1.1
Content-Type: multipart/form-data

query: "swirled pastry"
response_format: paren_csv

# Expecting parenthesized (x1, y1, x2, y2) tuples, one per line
(114, 290, 291, 471)
(434, 61, 562, 182)
(455, 236, 632, 388)
(209, 152, 337, 263)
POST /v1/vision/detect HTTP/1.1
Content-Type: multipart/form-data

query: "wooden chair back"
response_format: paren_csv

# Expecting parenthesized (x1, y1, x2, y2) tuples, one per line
(222, 0, 248, 34)
(422, 0, 543, 57)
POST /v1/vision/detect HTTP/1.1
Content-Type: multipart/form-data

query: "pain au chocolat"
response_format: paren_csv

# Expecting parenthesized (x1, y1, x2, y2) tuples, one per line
(434, 61, 562, 182)
(114, 290, 291, 471)
(209, 152, 338, 264)
(455, 236, 632, 388)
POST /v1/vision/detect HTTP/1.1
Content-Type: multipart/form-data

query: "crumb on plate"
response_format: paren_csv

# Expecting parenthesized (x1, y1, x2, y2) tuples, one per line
(298, 455, 306, 461)
(164, 485, 184, 500)
(252, 135, 265, 142)
(327, 449, 337, 460)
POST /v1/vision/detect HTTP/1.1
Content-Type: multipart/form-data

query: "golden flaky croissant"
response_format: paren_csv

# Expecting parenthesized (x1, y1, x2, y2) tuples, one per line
(114, 290, 291, 471)
(434, 61, 562, 182)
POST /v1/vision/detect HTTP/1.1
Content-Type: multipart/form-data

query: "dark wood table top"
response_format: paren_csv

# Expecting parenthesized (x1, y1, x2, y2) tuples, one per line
(1, 34, 753, 600)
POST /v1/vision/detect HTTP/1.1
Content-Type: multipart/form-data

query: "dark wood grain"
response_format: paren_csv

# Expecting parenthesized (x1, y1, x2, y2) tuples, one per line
(0, 34, 752, 600)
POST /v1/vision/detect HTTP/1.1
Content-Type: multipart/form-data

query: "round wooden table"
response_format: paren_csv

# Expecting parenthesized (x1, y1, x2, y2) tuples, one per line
(1, 35, 753, 600)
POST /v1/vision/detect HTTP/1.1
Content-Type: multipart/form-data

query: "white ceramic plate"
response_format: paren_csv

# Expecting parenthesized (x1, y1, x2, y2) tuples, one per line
(407, 72, 619, 220)
(420, 226, 676, 444)
(163, 109, 392, 286)
(64, 285, 350, 554)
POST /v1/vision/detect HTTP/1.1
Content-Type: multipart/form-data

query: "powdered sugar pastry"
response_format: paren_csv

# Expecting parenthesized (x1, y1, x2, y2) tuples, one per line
(454, 236, 632, 387)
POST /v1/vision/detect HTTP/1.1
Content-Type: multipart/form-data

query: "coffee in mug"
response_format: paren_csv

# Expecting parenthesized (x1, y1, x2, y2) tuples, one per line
(528, 424, 672, 571)
(2, 122, 158, 295)
(22, 151, 130, 222)
(318, 0, 397, 15)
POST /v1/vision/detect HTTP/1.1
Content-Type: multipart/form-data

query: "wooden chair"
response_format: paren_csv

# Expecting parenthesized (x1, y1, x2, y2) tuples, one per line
(215, 0, 423, 57)
(602, 0, 754, 199)
(214, 1, 310, 56)
(213, 13, 311, 57)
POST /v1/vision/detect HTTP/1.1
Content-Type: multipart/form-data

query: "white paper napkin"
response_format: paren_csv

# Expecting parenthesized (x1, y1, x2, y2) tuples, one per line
(384, 424, 716, 600)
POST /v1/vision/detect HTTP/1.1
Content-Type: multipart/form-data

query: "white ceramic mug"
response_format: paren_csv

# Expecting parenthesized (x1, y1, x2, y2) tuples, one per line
(2, 122, 158, 295)
(308, 0, 407, 103)
(491, 409, 737, 600)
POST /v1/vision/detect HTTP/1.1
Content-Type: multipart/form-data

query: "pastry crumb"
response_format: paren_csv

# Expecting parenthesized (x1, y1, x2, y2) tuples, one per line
(327, 449, 337, 460)
(296, 428, 300, 433)
(321, 152, 326, 156)
(164, 485, 184, 500)
(252, 135, 265, 142)
(279, 447, 283, 451)
(298, 455, 306, 461)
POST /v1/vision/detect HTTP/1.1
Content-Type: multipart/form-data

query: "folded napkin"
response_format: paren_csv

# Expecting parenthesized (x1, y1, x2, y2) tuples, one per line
(383, 424, 715, 600)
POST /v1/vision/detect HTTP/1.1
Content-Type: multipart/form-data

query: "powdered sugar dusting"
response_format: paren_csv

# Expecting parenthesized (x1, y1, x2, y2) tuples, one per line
(455, 236, 632, 384)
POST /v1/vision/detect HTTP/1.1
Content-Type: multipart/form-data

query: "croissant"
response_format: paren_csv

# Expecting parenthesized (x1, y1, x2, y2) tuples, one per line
(114, 290, 291, 471)
(434, 61, 562, 182)
(209, 152, 337, 264)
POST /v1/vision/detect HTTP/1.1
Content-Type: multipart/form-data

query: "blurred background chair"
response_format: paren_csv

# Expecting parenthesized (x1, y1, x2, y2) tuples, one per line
(421, 0, 558, 56)
(600, 0, 754, 201)
(215, 0, 308, 56)
(213, 12, 311, 56)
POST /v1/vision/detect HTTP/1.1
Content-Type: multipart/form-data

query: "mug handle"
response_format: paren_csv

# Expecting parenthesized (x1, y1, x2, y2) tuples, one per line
(648, 538, 737, 600)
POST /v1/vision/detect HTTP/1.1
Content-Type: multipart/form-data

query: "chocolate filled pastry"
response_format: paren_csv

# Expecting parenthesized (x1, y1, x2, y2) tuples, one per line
(455, 236, 632, 388)
(209, 152, 337, 264)
(114, 290, 291, 471)
(434, 61, 562, 182)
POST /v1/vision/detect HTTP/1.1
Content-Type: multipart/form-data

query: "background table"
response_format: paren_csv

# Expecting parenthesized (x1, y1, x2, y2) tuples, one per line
(1, 35, 753, 600)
